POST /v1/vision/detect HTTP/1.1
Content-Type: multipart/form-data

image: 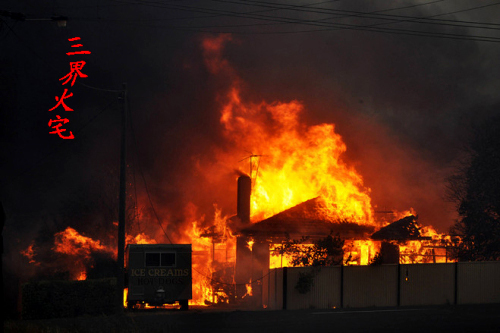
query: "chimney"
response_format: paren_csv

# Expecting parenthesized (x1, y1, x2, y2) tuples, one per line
(237, 175, 251, 224)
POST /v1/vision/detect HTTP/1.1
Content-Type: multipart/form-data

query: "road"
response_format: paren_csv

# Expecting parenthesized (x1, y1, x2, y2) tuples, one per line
(6, 304, 500, 333)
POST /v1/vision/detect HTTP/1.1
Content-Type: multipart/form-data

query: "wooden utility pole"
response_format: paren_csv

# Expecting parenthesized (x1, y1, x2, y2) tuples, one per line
(117, 83, 127, 311)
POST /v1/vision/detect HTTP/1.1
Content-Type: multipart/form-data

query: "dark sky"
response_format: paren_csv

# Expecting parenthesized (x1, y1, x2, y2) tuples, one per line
(2, 0, 500, 259)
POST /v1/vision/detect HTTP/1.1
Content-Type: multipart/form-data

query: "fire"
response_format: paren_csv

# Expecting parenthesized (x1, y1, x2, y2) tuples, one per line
(20, 242, 39, 265)
(269, 242, 314, 268)
(219, 89, 375, 226)
(53, 227, 113, 259)
(392, 208, 417, 222)
(123, 288, 128, 308)
(175, 206, 237, 305)
(243, 280, 253, 298)
(398, 225, 454, 263)
(269, 240, 381, 268)
(126, 233, 156, 245)
(50, 227, 115, 280)
(344, 240, 380, 265)
(77, 271, 87, 281)
(246, 238, 254, 251)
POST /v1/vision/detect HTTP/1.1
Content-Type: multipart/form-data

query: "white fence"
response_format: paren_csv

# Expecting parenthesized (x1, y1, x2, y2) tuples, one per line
(264, 261, 500, 310)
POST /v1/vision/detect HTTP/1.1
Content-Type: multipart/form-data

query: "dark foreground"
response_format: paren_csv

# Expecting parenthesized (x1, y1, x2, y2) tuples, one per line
(6, 304, 500, 333)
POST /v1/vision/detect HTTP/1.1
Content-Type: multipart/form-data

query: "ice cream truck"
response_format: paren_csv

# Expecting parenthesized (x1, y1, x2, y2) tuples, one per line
(127, 244, 192, 310)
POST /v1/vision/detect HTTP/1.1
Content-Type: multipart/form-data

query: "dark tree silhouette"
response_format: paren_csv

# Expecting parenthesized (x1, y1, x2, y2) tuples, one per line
(278, 232, 344, 267)
(447, 116, 500, 261)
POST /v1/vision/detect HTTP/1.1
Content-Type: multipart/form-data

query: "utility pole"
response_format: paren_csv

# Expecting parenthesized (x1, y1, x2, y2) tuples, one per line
(117, 83, 127, 311)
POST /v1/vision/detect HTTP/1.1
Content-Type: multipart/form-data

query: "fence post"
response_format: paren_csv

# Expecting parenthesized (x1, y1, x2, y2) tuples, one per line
(454, 262, 458, 305)
(282, 267, 287, 310)
(397, 263, 401, 307)
(340, 264, 344, 308)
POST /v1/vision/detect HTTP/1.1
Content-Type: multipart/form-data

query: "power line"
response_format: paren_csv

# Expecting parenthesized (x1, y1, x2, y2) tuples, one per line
(108, 0, 497, 30)
(79, 0, 340, 23)
(103, 0, 500, 42)
(70, 1, 445, 35)
(212, 0, 500, 28)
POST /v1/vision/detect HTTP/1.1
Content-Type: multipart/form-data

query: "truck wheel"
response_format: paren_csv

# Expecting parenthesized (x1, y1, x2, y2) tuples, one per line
(180, 300, 189, 311)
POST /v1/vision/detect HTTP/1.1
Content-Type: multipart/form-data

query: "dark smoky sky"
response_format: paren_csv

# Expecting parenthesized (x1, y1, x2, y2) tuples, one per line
(2, 0, 500, 254)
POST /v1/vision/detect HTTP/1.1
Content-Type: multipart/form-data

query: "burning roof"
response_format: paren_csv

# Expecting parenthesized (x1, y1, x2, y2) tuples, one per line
(371, 215, 423, 241)
(240, 197, 375, 240)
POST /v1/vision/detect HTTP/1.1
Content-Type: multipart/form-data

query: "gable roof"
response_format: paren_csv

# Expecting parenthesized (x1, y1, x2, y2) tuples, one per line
(371, 215, 422, 241)
(239, 197, 375, 240)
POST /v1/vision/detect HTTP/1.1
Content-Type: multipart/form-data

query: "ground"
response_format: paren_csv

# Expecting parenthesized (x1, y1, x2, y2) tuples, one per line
(5, 304, 500, 333)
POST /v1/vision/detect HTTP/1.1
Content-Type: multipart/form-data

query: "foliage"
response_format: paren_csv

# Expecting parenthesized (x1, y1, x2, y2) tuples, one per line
(369, 251, 384, 266)
(22, 278, 118, 319)
(447, 116, 500, 261)
(277, 232, 344, 267)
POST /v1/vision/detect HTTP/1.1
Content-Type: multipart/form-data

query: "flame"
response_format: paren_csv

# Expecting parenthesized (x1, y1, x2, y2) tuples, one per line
(344, 240, 380, 265)
(392, 208, 417, 222)
(243, 280, 253, 298)
(21, 242, 39, 265)
(53, 227, 112, 259)
(269, 240, 381, 269)
(50, 227, 115, 280)
(399, 224, 454, 264)
(126, 233, 157, 245)
(175, 205, 236, 306)
(123, 288, 128, 308)
(268, 215, 455, 268)
(246, 238, 254, 251)
(23, 227, 159, 282)
(219, 87, 375, 226)
(77, 271, 87, 281)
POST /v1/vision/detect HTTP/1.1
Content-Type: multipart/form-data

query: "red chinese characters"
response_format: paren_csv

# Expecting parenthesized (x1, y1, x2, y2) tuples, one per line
(48, 88, 74, 111)
(59, 61, 88, 87)
(48, 37, 91, 139)
(48, 115, 74, 139)
(66, 37, 92, 56)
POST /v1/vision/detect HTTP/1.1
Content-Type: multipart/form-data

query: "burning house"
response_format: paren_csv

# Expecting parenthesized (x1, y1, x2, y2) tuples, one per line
(226, 175, 454, 303)
(234, 195, 376, 298)
(371, 215, 455, 264)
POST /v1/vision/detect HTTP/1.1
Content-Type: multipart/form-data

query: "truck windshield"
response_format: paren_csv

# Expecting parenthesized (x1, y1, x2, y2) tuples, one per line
(145, 252, 176, 267)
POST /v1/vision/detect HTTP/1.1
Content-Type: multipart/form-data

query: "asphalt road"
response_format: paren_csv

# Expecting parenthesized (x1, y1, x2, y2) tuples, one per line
(6, 304, 500, 333)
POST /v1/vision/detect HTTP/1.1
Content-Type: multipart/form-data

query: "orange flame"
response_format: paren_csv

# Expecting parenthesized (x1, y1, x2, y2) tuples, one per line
(21, 242, 39, 265)
(246, 238, 254, 251)
(53, 227, 112, 258)
(219, 87, 375, 226)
